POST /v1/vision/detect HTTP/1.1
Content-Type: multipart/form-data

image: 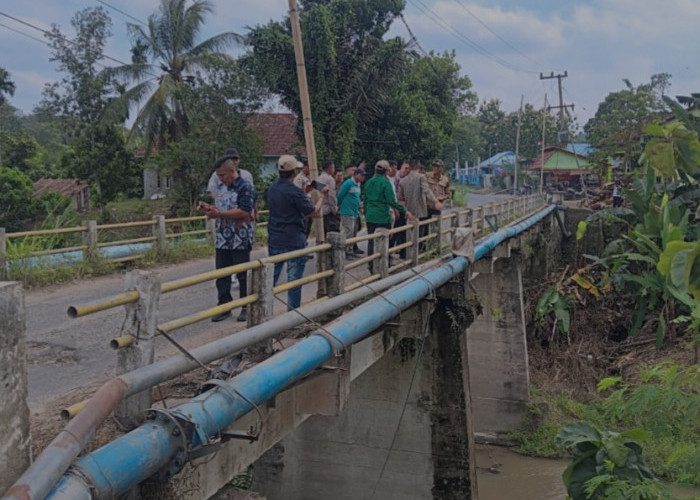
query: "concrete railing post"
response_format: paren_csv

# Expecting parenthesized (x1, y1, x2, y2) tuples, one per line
(325, 231, 346, 297)
(206, 218, 216, 244)
(375, 228, 390, 278)
(0, 282, 30, 493)
(435, 213, 444, 256)
(153, 215, 166, 254)
(115, 270, 161, 429)
(407, 219, 420, 266)
(0, 228, 6, 280)
(249, 262, 275, 327)
(470, 207, 480, 235)
(82, 220, 97, 262)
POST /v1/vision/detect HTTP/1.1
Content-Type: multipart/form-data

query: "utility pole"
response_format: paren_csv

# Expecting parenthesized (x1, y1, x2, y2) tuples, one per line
(540, 93, 547, 193)
(540, 71, 574, 146)
(513, 94, 523, 196)
(289, 0, 324, 244)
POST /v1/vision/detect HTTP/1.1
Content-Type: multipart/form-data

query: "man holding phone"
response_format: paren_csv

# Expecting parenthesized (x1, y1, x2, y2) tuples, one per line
(198, 155, 256, 322)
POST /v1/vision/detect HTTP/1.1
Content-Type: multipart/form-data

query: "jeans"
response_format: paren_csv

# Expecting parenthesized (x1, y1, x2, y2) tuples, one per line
(341, 215, 358, 253)
(269, 245, 308, 310)
(215, 248, 250, 305)
(390, 213, 407, 259)
(366, 222, 391, 273)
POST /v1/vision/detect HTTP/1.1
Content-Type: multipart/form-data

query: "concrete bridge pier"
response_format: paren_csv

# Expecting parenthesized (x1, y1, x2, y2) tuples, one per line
(252, 271, 480, 500)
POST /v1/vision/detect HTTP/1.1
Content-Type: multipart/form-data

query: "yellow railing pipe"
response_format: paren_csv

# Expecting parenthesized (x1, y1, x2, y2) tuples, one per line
(273, 270, 334, 294)
(264, 243, 331, 263)
(160, 261, 262, 294)
(7, 226, 86, 238)
(67, 291, 140, 318)
(60, 399, 89, 420)
(157, 295, 259, 333)
(110, 335, 134, 350)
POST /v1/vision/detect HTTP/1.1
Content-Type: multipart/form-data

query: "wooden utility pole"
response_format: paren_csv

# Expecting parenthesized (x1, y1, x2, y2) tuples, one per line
(540, 71, 574, 146)
(513, 94, 523, 196)
(289, 0, 324, 243)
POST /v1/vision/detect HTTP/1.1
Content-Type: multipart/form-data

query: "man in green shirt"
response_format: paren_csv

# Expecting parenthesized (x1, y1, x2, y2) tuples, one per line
(362, 160, 413, 272)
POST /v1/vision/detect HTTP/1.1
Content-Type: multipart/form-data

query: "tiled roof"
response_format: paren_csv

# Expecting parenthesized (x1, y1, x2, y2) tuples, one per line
(33, 178, 89, 198)
(247, 113, 305, 157)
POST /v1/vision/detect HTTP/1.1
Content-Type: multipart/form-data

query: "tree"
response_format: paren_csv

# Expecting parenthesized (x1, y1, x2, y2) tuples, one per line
(0, 130, 38, 175)
(584, 73, 671, 173)
(0, 67, 15, 106)
(441, 114, 483, 167)
(107, 0, 243, 150)
(356, 51, 476, 162)
(0, 167, 33, 231)
(244, 0, 410, 165)
(39, 7, 114, 140)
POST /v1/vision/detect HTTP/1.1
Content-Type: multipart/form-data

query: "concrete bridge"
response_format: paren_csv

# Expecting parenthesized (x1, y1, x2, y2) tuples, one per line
(1, 196, 568, 500)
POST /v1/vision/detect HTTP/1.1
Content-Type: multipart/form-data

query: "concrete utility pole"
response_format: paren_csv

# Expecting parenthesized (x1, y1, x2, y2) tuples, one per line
(540, 93, 547, 193)
(513, 94, 523, 195)
(540, 71, 574, 146)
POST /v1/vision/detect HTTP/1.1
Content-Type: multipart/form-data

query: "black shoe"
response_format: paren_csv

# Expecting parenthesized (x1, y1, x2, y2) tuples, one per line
(353, 247, 364, 255)
(346, 252, 358, 260)
(211, 310, 232, 322)
(237, 307, 248, 322)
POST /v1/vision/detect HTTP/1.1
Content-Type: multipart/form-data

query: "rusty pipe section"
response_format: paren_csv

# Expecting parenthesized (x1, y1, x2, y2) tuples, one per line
(2, 378, 127, 500)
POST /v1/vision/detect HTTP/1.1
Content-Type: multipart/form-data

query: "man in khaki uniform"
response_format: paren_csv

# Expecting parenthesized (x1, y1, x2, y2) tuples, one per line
(427, 159, 451, 217)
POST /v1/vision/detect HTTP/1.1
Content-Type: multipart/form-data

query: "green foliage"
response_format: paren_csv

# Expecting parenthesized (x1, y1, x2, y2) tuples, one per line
(597, 363, 700, 486)
(535, 286, 575, 337)
(106, 0, 243, 150)
(556, 421, 663, 500)
(584, 73, 671, 173)
(0, 66, 16, 105)
(0, 166, 34, 231)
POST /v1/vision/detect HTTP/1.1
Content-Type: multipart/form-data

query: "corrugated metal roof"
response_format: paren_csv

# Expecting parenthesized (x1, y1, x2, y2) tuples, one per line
(33, 178, 89, 198)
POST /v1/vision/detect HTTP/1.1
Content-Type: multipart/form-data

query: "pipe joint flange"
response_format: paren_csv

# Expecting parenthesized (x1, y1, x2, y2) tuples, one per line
(144, 408, 191, 479)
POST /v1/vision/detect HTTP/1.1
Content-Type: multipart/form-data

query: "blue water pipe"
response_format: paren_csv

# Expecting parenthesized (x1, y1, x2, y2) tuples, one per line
(15, 205, 557, 500)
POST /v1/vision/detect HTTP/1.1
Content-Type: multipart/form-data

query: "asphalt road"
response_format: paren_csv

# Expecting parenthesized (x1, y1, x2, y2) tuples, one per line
(23, 192, 511, 410)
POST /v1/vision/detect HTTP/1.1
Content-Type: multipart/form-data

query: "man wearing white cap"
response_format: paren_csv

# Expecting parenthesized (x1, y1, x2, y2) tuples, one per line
(267, 155, 327, 310)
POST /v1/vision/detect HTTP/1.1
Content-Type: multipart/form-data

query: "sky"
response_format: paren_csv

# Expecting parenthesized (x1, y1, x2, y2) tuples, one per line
(0, 0, 698, 131)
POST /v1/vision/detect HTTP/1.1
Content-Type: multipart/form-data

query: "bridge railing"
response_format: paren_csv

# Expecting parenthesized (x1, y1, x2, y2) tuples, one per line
(58, 194, 546, 420)
(0, 210, 271, 276)
(1, 195, 551, 500)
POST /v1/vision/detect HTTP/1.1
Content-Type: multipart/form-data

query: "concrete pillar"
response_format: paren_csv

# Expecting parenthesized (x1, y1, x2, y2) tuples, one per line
(153, 215, 166, 254)
(115, 270, 161, 429)
(325, 231, 346, 297)
(0, 228, 6, 280)
(206, 218, 216, 243)
(0, 282, 31, 492)
(81, 220, 98, 261)
(249, 262, 275, 326)
(467, 255, 530, 438)
(407, 219, 420, 266)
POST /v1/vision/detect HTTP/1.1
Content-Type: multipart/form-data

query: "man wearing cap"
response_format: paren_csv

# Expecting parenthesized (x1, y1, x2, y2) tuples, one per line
(427, 159, 451, 216)
(337, 166, 366, 259)
(267, 155, 328, 310)
(363, 160, 413, 272)
(317, 159, 340, 234)
(198, 156, 256, 322)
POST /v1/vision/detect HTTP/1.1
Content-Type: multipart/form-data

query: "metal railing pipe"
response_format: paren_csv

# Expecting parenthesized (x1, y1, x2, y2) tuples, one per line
(67, 291, 140, 318)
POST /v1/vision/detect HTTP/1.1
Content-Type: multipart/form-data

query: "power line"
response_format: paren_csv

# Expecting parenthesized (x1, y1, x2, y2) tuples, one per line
(95, 0, 148, 27)
(0, 10, 157, 78)
(452, 0, 542, 69)
(406, 0, 537, 74)
(0, 21, 51, 47)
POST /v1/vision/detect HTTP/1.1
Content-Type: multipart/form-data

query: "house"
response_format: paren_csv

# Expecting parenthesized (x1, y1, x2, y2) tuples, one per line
(140, 113, 305, 199)
(33, 178, 90, 212)
(528, 146, 593, 186)
(247, 113, 305, 178)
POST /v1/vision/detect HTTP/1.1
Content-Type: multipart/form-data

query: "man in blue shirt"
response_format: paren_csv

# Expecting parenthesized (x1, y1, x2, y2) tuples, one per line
(337, 167, 366, 259)
(267, 155, 327, 310)
(198, 156, 256, 322)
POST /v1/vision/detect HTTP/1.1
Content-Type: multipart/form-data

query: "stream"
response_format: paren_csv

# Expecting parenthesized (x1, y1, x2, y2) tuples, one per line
(475, 445, 700, 499)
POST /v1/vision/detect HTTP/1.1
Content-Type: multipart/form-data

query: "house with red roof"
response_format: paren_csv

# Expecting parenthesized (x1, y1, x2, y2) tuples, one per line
(142, 113, 305, 199)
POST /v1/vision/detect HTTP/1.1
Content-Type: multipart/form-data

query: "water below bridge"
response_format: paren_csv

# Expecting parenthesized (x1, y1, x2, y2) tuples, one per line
(476, 445, 700, 500)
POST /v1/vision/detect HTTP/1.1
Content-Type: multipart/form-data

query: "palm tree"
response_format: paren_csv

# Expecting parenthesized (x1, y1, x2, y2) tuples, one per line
(107, 0, 242, 149)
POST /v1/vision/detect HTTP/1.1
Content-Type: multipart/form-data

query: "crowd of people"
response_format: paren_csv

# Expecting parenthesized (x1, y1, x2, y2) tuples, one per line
(198, 148, 451, 322)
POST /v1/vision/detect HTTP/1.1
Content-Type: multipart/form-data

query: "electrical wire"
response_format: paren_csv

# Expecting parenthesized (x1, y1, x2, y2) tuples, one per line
(95, 0, 148, 26)
(406, 0, 537, 74)
(452, 0, 542, 69)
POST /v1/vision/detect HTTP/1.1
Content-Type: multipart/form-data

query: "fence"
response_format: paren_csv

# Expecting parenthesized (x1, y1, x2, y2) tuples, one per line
(0, 211, 271, 279)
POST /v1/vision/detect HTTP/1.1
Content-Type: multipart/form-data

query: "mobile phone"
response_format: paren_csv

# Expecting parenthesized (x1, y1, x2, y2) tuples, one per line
(310, 180, 326, 191)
